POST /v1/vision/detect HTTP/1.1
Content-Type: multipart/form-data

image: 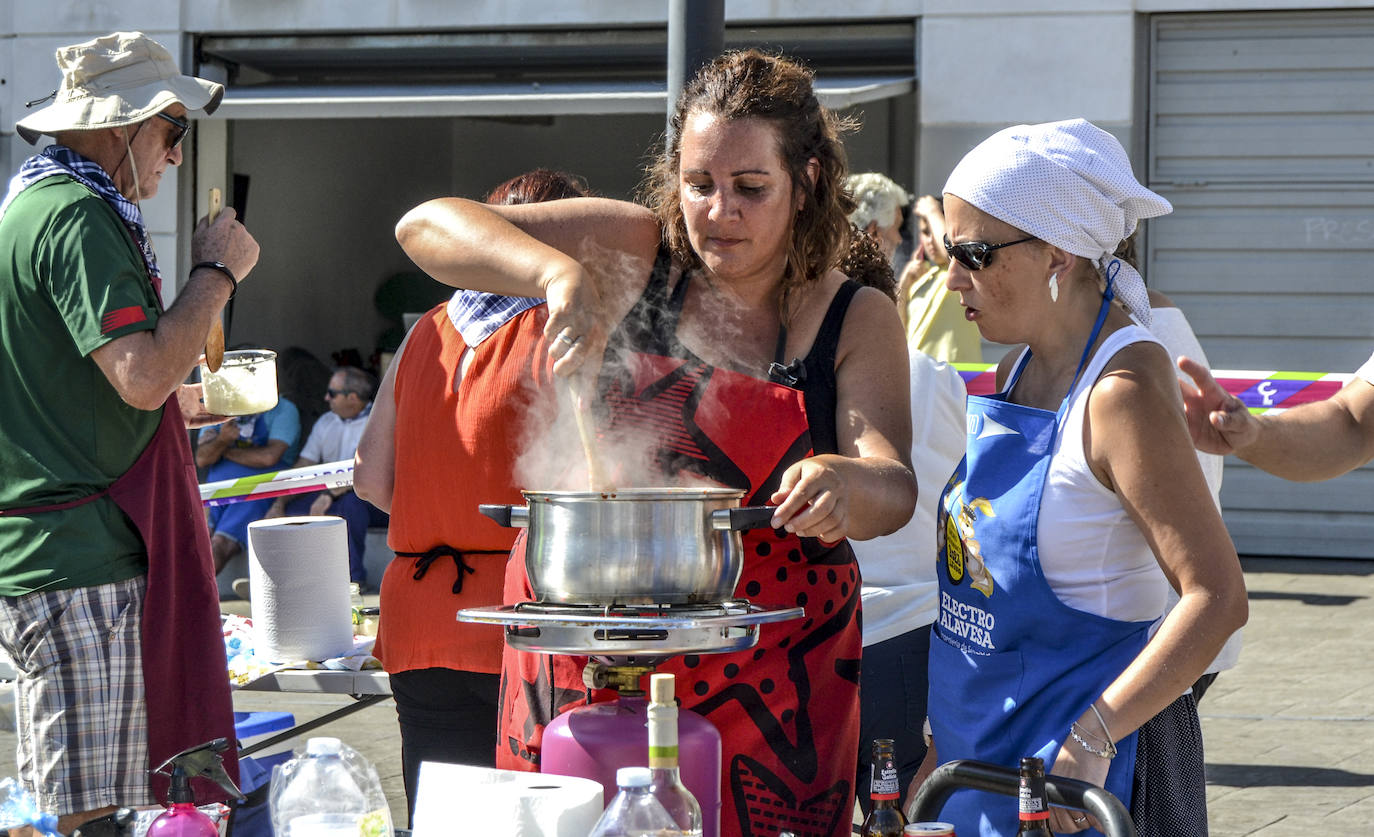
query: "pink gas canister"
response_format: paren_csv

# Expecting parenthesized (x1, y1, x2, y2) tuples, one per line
(541, 668, 722, 837)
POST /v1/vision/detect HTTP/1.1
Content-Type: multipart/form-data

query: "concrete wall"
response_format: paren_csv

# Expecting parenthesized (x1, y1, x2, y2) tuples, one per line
(916, 1, 1138, 193)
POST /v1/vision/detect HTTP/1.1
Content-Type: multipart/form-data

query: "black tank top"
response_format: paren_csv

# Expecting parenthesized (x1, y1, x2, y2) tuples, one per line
(602, 245, 860, 455)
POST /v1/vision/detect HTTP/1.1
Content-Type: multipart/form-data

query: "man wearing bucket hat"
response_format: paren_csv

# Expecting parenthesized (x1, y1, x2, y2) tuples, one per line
(0, 31, 258, 831)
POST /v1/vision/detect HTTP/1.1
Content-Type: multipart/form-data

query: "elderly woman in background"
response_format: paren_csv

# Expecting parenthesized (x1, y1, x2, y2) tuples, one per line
(396, 49, 916, 837)
(914, 119, 1247, 836)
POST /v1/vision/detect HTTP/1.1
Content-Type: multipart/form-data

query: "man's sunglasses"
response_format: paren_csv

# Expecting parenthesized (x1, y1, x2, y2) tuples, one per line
(326, 388, 355, 398)
(943, 235, 1038, 271)
(154, 111, 191, 149)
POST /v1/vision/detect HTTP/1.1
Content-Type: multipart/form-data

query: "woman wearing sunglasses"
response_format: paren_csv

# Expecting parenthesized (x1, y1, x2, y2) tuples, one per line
(911, 119, 1247, 836)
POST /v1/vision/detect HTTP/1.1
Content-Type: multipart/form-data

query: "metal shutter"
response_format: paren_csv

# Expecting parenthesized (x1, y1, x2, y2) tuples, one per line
(1147, 10, 1374, 558)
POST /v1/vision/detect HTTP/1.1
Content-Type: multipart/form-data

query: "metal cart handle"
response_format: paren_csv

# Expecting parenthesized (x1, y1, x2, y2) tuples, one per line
(905, 759, 1137, 837)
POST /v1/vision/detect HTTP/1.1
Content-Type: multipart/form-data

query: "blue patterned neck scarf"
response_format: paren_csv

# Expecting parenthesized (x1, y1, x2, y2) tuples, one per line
(1, 143, 163, 300)
(446, 290, 542, 347)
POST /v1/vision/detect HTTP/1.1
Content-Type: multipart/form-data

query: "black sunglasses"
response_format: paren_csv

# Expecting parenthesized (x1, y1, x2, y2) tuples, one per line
(943, 234, 1038, 271)
(325, 388, 354, 398)
(154, 111, 191, 149)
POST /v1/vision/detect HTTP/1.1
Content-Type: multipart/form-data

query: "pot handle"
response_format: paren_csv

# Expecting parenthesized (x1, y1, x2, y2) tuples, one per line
(478, 504, 529, 528)
(711, 506, 777, 531)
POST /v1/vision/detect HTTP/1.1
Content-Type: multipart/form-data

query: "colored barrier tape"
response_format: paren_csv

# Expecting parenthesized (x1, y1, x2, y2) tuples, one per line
(953, 364, 1353, 414)
(956, 362, 1352, 412)
(200, 459, 353, 507)
(200, 367, 1353, 507)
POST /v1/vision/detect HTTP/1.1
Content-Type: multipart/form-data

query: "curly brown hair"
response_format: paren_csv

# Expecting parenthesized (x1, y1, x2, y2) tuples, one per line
(641, 49, 857, 318)
(839, 225, 897, 302)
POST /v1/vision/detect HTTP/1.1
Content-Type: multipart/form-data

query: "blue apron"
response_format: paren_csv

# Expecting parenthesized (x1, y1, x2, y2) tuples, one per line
(929, 296, 1151, 836)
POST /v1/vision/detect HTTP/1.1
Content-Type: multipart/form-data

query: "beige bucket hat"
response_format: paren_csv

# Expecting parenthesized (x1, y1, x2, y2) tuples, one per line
(17, 31, 223, 145)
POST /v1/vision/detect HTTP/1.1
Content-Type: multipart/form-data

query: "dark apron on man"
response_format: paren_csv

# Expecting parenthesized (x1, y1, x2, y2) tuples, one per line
(107, 395, 240, 803)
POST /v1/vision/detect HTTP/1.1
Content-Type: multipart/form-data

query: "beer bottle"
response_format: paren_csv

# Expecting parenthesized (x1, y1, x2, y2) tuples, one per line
(860, 739, 906, 837)
(1016, 757, 1054, 836)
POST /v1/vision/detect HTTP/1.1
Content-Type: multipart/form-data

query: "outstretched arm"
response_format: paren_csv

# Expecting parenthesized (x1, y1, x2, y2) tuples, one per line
(1179, 355, 1374, 480)
(92, 209, 259, 410)
(395, 197, 661, 377)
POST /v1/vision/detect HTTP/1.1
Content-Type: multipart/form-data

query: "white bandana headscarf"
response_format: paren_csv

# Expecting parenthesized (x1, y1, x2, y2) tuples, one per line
(942, 118, 1171, 327)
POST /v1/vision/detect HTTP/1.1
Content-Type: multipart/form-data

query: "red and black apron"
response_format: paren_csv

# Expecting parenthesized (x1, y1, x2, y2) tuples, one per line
(495, 265, 864, 837)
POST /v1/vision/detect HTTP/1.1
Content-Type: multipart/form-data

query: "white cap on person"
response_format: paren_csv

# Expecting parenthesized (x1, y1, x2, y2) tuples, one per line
(942, 118, 1171, 326)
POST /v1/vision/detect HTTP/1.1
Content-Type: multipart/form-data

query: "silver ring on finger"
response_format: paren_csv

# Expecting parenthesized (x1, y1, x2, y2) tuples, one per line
(555, 331, 579, 347)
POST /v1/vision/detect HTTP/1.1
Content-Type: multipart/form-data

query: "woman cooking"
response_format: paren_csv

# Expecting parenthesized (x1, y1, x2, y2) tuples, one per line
(395, 50, 917, 837)
(913, 119, 1247, 836)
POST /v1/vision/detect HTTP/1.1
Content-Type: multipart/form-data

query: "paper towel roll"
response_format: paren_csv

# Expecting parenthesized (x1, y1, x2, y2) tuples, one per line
(412, 763, 604, 837)
(247, 516, 354, 662)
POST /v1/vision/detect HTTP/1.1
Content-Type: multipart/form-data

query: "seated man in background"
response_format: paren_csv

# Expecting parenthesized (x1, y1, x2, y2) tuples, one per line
(262, 365, 387, 588)
(196, 392, 302, 575)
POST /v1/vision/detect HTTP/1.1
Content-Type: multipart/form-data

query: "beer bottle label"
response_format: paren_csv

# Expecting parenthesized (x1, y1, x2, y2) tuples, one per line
(1018, 779, 1048, 820)
(871, 758, 900, 800)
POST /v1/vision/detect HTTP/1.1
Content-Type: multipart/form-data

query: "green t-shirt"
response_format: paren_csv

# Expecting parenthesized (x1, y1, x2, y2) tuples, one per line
(0, 175, 164, 595)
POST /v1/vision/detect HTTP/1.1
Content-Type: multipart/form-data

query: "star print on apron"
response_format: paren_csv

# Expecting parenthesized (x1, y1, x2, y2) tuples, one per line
(496, 352, 863, 837)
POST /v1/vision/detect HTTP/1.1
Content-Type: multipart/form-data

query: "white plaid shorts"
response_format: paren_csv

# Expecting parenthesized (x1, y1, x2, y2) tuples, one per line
(0, 576, 153, 814)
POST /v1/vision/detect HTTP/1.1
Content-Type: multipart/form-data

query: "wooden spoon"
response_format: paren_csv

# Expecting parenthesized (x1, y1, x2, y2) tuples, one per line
(203, 187, 226, 372)
(564, 376, 613, 492)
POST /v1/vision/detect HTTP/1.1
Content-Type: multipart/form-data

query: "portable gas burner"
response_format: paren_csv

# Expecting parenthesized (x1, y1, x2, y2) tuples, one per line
(457, 598, 804, 664)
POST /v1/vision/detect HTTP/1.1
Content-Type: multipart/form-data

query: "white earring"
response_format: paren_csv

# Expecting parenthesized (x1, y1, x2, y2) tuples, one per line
(1048, 272, 1059, 302)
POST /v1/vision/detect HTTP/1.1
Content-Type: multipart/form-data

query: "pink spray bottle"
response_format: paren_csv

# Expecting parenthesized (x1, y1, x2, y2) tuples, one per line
(148, 738, 244, 836)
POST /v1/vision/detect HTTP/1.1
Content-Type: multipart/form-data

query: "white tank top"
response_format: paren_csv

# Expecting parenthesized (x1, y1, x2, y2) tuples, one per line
(1018, 326, 1171, 622)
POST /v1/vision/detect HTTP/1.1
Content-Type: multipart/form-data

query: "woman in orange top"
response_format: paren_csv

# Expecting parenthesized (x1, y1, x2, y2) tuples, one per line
(353, 170, 589, 822)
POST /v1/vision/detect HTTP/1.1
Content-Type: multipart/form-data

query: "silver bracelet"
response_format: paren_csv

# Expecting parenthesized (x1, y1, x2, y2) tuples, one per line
(1073, 720, 1112, 746)
(1089, 702, 1115, 745)
(1069, 721, 1117, 759)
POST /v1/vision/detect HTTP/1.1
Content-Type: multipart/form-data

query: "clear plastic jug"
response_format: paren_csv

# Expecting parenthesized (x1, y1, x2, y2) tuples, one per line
(268, 737, 392, 837)
(588, 766, 681, 837)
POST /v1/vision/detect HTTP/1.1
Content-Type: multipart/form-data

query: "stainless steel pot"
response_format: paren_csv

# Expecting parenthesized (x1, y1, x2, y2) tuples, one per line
(479, 487, 775, 605)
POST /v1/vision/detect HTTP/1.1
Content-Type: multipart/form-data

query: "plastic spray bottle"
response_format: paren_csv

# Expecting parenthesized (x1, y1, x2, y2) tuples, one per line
(147, 738, 244, 836)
